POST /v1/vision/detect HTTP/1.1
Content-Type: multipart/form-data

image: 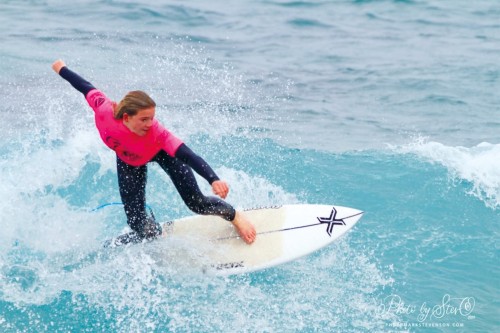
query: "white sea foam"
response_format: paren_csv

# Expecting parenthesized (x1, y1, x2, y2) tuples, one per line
(395, 138, 500, 209)
(0, 130, 389, 332)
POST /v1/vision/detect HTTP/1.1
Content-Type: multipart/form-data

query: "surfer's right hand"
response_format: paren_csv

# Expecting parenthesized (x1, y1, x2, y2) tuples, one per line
(212, 180, 229, 199)
(52, 59, 66, 74)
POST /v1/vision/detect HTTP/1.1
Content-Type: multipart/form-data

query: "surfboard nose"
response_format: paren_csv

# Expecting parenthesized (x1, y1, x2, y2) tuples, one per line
(314, 205, 363, 234)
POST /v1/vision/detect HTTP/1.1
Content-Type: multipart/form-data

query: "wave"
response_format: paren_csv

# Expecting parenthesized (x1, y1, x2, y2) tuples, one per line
(0, 133, 399, 331)
(392, 138, 500, 209)
(2, 127, 498, 331)
(286, 18, 331, 28)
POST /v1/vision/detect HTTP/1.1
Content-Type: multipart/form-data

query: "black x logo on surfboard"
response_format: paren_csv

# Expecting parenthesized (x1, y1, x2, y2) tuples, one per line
(317, 207, 346, 237)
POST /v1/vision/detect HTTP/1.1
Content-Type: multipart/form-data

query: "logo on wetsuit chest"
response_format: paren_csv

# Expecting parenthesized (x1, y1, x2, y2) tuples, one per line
(105, 136, 142, 162)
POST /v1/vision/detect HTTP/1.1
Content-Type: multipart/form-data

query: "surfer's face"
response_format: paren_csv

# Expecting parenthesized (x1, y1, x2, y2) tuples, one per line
(123, 107, 155, 136)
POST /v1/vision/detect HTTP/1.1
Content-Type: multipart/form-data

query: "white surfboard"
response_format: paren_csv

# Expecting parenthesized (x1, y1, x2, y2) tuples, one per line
(161, 204, 363, 275)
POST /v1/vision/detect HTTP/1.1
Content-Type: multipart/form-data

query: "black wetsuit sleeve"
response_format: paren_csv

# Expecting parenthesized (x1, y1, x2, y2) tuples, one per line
(59, 67, 96, 97)
(175, 144, 220, 185)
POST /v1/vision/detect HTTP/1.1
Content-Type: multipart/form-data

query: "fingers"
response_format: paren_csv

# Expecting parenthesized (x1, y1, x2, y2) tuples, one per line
(212, 180, 229, 199)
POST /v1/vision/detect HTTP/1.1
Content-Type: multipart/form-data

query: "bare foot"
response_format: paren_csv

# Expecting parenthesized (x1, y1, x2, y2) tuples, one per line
(232, 211, 256, 244)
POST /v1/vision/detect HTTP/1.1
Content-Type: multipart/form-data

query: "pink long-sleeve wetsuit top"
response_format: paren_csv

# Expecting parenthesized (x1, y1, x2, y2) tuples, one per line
(85, 89, 183, 166)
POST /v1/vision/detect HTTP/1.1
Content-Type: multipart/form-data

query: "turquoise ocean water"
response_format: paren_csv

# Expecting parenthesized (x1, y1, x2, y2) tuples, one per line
(0, 1, 499, 332)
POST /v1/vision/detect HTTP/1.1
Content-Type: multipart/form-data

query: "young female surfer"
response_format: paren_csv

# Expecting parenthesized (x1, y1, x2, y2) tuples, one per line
(51, 59, 256, 245)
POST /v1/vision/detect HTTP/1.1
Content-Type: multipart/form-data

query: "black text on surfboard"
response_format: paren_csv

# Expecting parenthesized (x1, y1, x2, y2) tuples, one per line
(212, 261, 245, 271)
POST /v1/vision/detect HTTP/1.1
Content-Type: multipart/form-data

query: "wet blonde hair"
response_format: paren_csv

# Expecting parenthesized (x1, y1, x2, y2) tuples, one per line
(114, 90, 156, 119)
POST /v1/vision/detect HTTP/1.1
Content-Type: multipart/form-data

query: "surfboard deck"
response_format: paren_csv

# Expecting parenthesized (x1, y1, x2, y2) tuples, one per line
(161, 204, 363, 275)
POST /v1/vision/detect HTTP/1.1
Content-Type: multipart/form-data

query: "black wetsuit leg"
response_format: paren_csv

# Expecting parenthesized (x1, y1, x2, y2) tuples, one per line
(107, 151, 235, 248)
(116, 156, 149, 232)
(152, 150, 236, 221)
(115, 156, 161, 245)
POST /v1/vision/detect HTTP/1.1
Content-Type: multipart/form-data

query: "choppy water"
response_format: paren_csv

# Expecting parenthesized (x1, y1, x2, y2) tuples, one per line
(1, 1, 499, 332)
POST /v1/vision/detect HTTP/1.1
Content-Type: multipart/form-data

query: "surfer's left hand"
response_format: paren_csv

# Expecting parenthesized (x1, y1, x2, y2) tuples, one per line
(212, 180, 229, 199)
(52, 59, 66, 74)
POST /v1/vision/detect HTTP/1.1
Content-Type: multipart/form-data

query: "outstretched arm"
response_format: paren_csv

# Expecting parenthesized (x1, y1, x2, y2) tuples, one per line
(52, 59, 96, 97)
(175, 144, 230, 199)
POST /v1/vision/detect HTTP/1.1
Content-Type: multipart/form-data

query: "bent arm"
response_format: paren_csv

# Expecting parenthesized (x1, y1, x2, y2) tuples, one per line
(175, 144, 220, 184)
(52, 60, 96, 97)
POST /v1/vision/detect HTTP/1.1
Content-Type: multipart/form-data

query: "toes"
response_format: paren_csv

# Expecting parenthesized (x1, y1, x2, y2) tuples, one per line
(246, 233, 256, 244)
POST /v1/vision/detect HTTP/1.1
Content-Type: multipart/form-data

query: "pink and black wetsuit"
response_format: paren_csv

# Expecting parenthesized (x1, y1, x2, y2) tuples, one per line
(58, 67, 236, 244)
(85, 87, 184, 167)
